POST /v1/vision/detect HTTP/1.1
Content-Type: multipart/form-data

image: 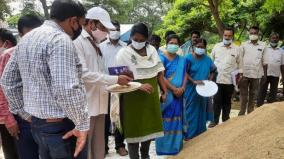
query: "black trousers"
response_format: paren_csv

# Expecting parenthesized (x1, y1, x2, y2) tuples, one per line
(257, 76, 279, 106)
(128, 140, 151, 159)
(105, 94, 125, 152)
(213, 84, 234, 124)
(0, 124, 19, 159)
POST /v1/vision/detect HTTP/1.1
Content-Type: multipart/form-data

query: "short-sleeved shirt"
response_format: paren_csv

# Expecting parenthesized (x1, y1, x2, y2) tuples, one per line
(211, 42, 242, 84)
(241, 41, 267, 78)
(264, 46, 284, 77)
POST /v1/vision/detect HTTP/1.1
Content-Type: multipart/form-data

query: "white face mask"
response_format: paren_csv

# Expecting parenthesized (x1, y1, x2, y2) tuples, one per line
(249, 35, 258, 41)
(109, 31, 120, 40)
(131, 39, 146, 50)
(92, 29, 108, 43)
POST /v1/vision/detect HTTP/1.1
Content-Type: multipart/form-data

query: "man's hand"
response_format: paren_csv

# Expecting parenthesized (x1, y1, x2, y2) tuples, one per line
(63, 129, 88, 157)
(7, 124, 20, 140)
(117, 75, 133, 85)
(139, 83, 153, 94)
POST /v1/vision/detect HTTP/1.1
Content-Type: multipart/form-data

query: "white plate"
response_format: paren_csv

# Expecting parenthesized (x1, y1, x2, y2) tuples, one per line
(196, 80, 218, 97)
(106, 82, 142, 93)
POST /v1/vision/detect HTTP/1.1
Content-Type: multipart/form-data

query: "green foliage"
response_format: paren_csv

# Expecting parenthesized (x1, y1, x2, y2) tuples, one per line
(6, 14, 21, 27)
(156, 0, 284, 45)
(0, 0, 11, 20)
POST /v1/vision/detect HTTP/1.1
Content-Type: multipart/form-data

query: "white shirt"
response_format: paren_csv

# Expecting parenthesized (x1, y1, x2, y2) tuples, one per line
(73, 29, 118, 117)
(264, 46, 284, 77)
(241, 41, 267, 78)
(100, 38, 126, 69)
(211, 42, 242, 84)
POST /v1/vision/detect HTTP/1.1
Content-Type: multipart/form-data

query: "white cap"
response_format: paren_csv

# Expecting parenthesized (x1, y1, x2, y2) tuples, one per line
(86, 7, 115, 30)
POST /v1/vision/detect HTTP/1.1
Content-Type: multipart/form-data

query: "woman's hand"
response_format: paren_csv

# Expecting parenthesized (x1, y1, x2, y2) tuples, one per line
(160, 91, 167, 103)
(139, 83, 153, 94)
(173, 87, 184, 97)
(193, 80, 204, 85)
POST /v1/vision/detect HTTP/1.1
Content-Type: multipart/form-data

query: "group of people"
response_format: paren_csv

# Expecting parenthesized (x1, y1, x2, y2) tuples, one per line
(0, 0, 283, 159)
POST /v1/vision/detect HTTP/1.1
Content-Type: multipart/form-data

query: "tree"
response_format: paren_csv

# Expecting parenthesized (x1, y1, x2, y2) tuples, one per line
(39, 0, 50, 19)
(0, 0, 11, 20)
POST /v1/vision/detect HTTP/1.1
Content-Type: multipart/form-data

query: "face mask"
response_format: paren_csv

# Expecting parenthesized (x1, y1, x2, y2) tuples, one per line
(109, 31, 120, 40)
(71, 20, 82, 40)
(92, 29, 108, 43)
(195, 47, 206, 55)
(223, 38, 232, 45)
(166, 44, 179, 54)
(249, 35, 258, 41)
(131, 40, 146, 50)
(270, 42, 278, 47)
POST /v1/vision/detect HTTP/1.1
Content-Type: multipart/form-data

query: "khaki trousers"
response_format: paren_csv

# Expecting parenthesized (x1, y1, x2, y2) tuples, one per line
(88, 115, 105, 159)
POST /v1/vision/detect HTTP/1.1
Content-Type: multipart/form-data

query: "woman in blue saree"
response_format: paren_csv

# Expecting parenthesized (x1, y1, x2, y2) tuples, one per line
(183, 38, 215, 140)
(155, 34, 186, 155)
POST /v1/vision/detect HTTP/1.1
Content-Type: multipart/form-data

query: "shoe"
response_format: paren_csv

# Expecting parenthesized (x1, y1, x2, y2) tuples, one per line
(208, 122, 217, 128)
(116, 147, 128, 156)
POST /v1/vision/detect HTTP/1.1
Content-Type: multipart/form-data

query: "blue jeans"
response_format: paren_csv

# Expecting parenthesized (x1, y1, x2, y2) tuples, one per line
(14, 115, 39, 159)
(30, 117, 87, 159)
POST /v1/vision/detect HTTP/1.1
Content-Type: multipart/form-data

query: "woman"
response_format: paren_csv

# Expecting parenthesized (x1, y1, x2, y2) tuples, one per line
(155, 34, 186, 155)
(183, 38, 215, 140)
(115, 23, 167, 159)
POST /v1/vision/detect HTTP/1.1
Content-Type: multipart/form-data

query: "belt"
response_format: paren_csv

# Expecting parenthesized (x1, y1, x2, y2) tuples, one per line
(46, 118, 64, 123)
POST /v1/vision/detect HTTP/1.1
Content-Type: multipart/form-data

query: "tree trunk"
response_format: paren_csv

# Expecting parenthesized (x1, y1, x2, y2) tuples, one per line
(39, 0, 49, 19)
(208, 0, 224, 37)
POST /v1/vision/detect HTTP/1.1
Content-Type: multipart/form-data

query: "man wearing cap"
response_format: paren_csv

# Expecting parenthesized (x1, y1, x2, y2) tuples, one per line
(73, 7, 132, 159)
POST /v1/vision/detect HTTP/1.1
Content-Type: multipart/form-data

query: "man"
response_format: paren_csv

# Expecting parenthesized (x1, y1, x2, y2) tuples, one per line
(0, 28, 19, 159)
(1, 0, 90, 158)
(181, 30, 200, 55)
(73, 7, 132, 159)
(159, 30, 184, 55)
(149, 34, 162, 54)
(257, 32, 284, 106)
(99, 20, 128, 157)
(238, 26, 267, 116)
(0, 14, 42, 159)
(209, 27, 242, 127)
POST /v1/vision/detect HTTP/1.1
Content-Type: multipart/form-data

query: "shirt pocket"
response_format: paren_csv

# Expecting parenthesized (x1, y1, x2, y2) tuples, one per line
(224, 54, 236, 70)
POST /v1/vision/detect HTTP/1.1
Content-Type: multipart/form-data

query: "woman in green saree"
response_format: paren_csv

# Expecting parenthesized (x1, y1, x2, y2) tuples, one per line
(115, 23, 167, 159)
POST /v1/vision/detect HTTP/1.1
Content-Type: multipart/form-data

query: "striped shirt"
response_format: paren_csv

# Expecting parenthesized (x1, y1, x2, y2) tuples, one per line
(0, 20, 89, 131)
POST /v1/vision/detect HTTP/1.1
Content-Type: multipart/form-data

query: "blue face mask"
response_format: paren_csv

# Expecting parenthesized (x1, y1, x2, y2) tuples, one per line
(223, 38, 233, 45)
(195, 47, 206, 55)
(166, 44, 179, 54)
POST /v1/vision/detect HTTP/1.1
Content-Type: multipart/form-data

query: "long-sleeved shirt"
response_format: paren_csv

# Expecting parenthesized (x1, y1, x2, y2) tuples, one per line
(73, 29, 118, 117)
(211, 42, 243, 84)
(0, 47, 17, 128)
(263, 46, 284, 77)
(0, 20, 89, 131)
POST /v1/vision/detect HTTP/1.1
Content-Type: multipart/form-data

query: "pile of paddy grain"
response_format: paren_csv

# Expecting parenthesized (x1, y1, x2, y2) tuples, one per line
(172, 102, 284, 159)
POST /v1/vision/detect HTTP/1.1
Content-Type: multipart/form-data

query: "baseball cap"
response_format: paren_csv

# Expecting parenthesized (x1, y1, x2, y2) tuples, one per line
(86, 7, 115, 30)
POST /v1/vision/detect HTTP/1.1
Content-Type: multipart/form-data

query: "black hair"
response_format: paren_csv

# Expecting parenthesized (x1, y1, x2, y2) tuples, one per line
(196, 38, 207, 47)
(269, 32, 280, 38)
(165, 30, 176, 39)
(191, 30, 201, 37)
(111, 20, 120, 29)
(130, 23, 149, 39)
(0, 28, 17, 46)
(50, 0, 86, 21)
(223, 27, 234, 35)
(17, 14, 43, 34)
(249, 26, 260, 32)
(149, 34, 161, 43)
(166, 34, 181, 45)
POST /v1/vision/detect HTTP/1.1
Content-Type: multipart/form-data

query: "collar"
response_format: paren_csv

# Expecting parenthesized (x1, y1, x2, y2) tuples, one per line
(249, 41, 259, 45)
(106, 38, 125, 46)
(81, 29, 91, 38)
(44, 20, 64, 32)
(267, 45, 280, 50)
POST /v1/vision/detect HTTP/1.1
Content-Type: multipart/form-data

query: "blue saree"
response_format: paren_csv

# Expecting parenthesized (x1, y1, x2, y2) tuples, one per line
(183, 54, 214, 140)
(155, 54, 185, 155)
